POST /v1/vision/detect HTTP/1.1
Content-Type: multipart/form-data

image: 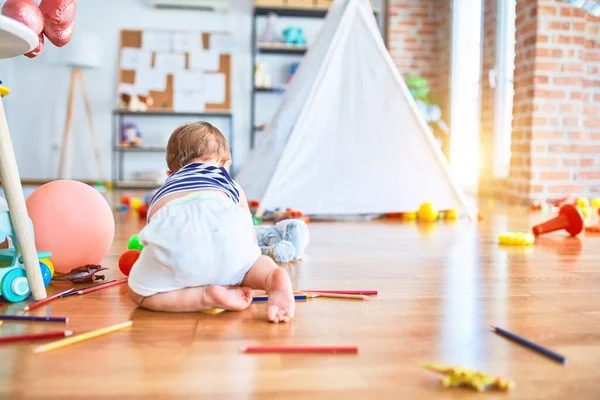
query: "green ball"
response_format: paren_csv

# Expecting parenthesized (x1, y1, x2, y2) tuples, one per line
(252, 217, 262, 226)
(128, 234, 144, 250)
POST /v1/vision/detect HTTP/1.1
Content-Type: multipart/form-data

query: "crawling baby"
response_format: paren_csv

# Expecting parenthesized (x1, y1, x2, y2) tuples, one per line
(127, 122, 295, 323)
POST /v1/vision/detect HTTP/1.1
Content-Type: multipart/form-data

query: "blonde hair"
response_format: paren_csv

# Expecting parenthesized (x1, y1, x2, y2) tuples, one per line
(166, 122, 230, 172)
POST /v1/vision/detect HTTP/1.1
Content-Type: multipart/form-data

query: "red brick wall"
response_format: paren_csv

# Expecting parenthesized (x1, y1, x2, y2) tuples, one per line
(479, 0, 497, 195)
(386, 0, 452, 117)
(509, 0, 600, 202)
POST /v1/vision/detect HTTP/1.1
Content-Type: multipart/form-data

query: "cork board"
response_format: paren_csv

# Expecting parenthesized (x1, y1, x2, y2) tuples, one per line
(117, 29, 232, 112)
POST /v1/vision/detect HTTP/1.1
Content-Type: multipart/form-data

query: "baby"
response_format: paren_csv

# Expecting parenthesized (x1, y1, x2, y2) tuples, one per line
(127, 122, 295, 323)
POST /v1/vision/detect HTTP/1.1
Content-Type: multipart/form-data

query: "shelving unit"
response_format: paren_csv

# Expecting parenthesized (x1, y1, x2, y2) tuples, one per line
(249, 3, 382, 148)
(111, 109, 234, 189)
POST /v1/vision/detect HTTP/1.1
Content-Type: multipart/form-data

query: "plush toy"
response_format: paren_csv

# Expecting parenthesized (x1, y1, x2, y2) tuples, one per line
(2, 0, 76, 58)
(119, 93, 154, 112)
(120, 122, 142, 147)
(255, 219, 309, 263)
(283, 27, 306, 46)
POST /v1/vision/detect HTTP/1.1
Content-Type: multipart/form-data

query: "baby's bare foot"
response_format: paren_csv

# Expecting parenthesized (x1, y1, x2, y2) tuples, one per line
(265, 268, 295, 323)
(204, 286, 253, 311)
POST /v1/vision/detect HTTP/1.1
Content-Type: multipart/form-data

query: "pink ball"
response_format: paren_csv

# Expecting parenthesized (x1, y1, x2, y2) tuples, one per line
(25, 180, 115, 273)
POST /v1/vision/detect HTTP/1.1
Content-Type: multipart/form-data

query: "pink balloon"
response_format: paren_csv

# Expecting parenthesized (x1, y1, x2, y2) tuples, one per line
(25, 180, 115, 274)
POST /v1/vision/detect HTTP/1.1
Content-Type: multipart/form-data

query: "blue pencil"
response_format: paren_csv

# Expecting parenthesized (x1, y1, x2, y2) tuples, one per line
(0, 315, 68, 323)
(252, 295, 308, 302)
(491, 325, 567, 364)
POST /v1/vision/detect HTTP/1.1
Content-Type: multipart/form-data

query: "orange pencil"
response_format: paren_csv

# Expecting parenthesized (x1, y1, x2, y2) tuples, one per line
(241, 345, 358, 354)
(77, 278, 128, 295)
(23, 288, 74, 312)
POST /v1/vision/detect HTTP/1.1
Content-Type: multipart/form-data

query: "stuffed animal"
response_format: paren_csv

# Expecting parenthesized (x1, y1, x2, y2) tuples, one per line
(120, 93, 154, 112)
(255, 219, 309, 263)
(120, 122, 142, 147)
(283, 27, 306, 46)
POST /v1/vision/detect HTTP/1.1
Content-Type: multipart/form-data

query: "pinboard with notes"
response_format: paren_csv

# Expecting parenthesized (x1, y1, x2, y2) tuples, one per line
(117, 29, 232, 113)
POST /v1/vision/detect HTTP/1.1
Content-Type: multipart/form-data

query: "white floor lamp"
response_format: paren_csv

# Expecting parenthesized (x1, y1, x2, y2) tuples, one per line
(56, 33, 104, 181)
(0, 15, 47, 300)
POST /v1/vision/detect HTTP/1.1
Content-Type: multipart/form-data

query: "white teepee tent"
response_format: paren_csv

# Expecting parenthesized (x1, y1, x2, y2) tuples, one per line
(236, 0, 475, 220)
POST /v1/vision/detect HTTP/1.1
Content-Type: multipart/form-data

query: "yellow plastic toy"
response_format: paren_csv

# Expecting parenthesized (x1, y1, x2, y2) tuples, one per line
(130, 197, 142, 211)
(592, 198, 600, 209)
(445, 209, 458, 220)
(418, 202, 438, 222)
(403, 212, 417, 220)
(418, 362, 515, 392)
(0, 85, 10, 97)
(498, 232, 535, 246)
(577, 197, 590, 210)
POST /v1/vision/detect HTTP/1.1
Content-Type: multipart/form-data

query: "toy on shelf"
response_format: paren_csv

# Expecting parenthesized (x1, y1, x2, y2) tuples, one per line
(256, 219, 309, 263)
(288, 61, 300, 83)
(532, 204, 584, 237)
(418, 202, 438, 222)
(0, 211, 53, 302)
(120, 122, 142, 148)
(418, 362, 514, 392)
(258, 12, 281, 43)
(52, 264, 108, 283)
(283, 27, 306, 46)
(119, 93, 154, 112)
(498, 232, 535, 246)
(254, 61, 272, 88)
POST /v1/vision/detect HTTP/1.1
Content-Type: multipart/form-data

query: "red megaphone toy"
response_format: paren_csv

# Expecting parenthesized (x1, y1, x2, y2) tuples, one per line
(532, 204, 584, 237)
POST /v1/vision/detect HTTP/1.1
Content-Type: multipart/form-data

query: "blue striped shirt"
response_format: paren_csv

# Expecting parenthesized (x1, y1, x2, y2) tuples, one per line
(148, 162, 240, 220)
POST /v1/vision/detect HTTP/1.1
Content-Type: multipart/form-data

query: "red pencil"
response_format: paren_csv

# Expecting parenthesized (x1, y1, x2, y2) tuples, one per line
(77, 278, 128, 295)
(300, 290, 378, 295)
(23, 288, 74, 312)
(0, 330, 73, 344)
(241, 345, 359, 354)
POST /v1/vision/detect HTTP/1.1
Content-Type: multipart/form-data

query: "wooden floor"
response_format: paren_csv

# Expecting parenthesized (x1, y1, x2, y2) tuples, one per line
(1, 193, 600, 399)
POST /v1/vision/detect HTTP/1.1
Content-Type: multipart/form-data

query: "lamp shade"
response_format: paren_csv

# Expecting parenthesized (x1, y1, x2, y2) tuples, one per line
(66, 32, 100, 68)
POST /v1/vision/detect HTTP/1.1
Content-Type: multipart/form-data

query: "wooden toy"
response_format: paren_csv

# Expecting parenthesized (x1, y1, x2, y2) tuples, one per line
(491, 325, 567, 364)
(52, 264, 108, 283)
(127, 234, 144, 251)
(418, 202, 438, 222)
(498, 232, 535, 246)
(0, 211, 54, 302)
(0, 330, 73, 344)
(119, 249, 141, 276)
(0, 314, 67, 323)
(532, 204, 584, 237)
(33, 320, 133, 354)
(418, 362, 514, 392)
(241, 345, 358, 354)
(23, 288, 73, 311)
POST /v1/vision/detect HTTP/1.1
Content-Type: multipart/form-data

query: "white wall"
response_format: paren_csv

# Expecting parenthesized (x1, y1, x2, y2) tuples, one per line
(0, 0, 384, 181)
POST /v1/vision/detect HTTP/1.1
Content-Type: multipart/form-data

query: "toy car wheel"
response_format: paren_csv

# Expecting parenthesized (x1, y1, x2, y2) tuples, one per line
(39, 262, 52, 287)
(1, 268, 30, 302)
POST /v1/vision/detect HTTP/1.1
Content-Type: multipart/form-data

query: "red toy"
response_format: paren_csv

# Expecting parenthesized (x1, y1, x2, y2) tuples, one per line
(120, 195, 131, 206)
(137, 203, 149, 220)
(532, 204, 584, 237)
(118, 249, 141, 276)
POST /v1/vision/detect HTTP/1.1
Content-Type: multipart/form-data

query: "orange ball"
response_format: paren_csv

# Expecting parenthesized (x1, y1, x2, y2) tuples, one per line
(119, 249, 141, 276)
(25, 180, 115, 273)
(120, 195, 131, 206)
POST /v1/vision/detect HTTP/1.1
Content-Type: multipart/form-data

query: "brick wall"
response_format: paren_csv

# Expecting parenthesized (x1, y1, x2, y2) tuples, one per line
(508, 0, 600, 202)
(386, 0, 452, 117)
(479, 0, 497, 195)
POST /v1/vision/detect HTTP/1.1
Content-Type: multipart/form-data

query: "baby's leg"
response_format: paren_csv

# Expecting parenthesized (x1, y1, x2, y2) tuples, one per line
(128, 285, 253, 313)
(241, 255, 294, 323)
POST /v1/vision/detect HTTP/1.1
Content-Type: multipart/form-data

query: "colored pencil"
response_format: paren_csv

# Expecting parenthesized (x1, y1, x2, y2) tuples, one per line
(61, 280, 117, 297)
(252, 294, 311, 302)
(241, 345, 359, 354)
(0, 330, 73, 343)
(301, 290, 378, 295)
(77, 278, 128, 295)
(23, 288, 74, 311)
(296, 292, 371, 300)
(0, 315, 68, 323)
(491, 325, 567, 364)
(33, 320, 132, 354)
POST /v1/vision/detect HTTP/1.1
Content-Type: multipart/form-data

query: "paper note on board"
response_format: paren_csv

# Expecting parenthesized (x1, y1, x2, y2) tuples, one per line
(120, 48, 152, 70)
(142, 31, 171, 52)
(209, 33, 233, 52)
(174, 70, 204, 91)
(172, 32, 201, 52)
(204, 73, 226, 104)
(188, 50, 220, 71)
(135, 68, 167, 92)
(154, 53, 186, 74)
(174, 90, 205, 112)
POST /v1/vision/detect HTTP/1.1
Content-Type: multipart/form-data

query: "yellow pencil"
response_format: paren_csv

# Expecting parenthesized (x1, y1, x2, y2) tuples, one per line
(32, 321, 132, 354)
(295, 292, 371, 300)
